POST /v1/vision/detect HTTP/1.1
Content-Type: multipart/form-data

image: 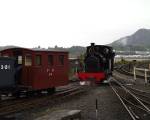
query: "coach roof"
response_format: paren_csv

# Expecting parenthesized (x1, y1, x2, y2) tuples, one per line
(0, 46, 68, 53)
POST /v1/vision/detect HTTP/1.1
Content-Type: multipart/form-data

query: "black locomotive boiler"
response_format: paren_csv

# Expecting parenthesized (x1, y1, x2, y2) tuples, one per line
(78, 43, 115, 83)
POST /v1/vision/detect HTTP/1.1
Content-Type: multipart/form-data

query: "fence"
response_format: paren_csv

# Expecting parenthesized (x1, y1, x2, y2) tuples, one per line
(133, 67, 150, 84)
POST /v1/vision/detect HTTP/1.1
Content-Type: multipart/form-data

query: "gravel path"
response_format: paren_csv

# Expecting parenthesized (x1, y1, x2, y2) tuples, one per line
(26, 85, 132, 120)
(5, 84, 132, 120)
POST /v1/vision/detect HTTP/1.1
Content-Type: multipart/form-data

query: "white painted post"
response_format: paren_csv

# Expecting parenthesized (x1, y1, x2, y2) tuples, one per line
(95, 99, 98, 120)
(145, 69, 148, 84)
(75, 61, 78, 74)
(133, 67, 149, 84)
(133, 67, 136, 81)
(109, 59, 111, 71)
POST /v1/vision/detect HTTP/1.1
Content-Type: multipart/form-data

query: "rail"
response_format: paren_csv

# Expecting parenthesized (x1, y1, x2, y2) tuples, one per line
(0, 85, 85, 118)
(110, 78, 150, 120)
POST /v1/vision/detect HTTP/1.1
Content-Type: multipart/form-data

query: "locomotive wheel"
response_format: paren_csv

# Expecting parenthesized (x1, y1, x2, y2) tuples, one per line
(14, 91, 21, 98)
(27, 91, 33, 97)
(47, 87, 55, 95)
(34, 90, 42, 96)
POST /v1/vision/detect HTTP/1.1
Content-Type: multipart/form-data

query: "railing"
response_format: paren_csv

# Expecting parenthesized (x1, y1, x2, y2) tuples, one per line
(133, 67, 150, 84)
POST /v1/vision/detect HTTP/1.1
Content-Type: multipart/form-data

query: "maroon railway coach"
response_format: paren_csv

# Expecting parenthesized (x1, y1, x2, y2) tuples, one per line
(0, 47, 69, 92)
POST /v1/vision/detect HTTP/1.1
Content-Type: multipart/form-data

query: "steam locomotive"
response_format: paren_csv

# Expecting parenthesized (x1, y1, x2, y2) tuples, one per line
(78, 43, 115, 84)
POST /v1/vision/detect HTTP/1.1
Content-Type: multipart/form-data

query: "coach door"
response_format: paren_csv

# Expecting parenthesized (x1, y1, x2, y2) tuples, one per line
(24, 53, 32, 86)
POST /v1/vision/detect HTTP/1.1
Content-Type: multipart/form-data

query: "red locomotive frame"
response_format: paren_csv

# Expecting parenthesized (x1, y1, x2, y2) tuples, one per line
(78, 72, 105, 83)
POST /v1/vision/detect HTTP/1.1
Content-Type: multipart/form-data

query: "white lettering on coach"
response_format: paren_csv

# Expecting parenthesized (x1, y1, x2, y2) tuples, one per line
(0, 65, 11, 70)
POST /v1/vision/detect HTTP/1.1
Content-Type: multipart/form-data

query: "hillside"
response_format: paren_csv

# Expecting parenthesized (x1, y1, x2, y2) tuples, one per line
(111, 28, 150, 51)
(48, 46, 86, 57)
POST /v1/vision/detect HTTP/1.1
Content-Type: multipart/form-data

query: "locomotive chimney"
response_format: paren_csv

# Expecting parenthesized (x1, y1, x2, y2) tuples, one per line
(91, 43, 95, 46)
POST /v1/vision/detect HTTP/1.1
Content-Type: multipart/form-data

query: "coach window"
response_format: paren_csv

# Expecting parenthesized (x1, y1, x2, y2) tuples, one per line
(25, 54, 32, 66)
(59, 55, 64, 65)
(35, 55, 42, 66)
(18, 56, 22, 64)
(48, 55, 53, 66)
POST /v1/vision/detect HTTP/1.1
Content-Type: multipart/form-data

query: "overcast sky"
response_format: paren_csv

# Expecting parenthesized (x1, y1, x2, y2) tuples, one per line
(0, 0, 150, 48)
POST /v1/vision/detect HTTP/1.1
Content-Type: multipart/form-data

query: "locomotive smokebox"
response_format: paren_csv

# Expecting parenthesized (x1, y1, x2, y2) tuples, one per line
(91, 43, 95, 46)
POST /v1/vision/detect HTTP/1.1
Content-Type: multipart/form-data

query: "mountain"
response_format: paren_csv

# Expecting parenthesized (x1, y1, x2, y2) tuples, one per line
(67, 46, 86, 58)
(111, 28, 150, 51)
(48, 46, 86, 57)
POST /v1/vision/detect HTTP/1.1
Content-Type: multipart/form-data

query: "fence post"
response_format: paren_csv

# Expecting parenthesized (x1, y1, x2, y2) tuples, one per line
(133, 67, 136, 82)
(145, 69, 148, 84)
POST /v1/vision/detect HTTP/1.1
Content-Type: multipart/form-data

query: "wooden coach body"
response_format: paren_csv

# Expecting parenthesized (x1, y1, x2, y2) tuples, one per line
(0, 47, 69, 90)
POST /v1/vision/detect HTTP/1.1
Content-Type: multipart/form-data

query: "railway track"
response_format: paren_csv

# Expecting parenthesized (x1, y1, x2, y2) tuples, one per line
(115, 64, 150, 80)
(110, 78, 150, 120)
(0, 85, 85, 119)
(125, 85, 150, 108)
(0, 85, 78, 107)
(115, 64, 134, 77)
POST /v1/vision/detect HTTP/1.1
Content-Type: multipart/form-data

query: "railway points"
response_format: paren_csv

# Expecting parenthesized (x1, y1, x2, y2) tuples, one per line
(110, 78, 150, 120)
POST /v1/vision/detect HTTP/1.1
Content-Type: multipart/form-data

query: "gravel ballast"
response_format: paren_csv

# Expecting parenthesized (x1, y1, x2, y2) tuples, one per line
(32, 84, 132, 120)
